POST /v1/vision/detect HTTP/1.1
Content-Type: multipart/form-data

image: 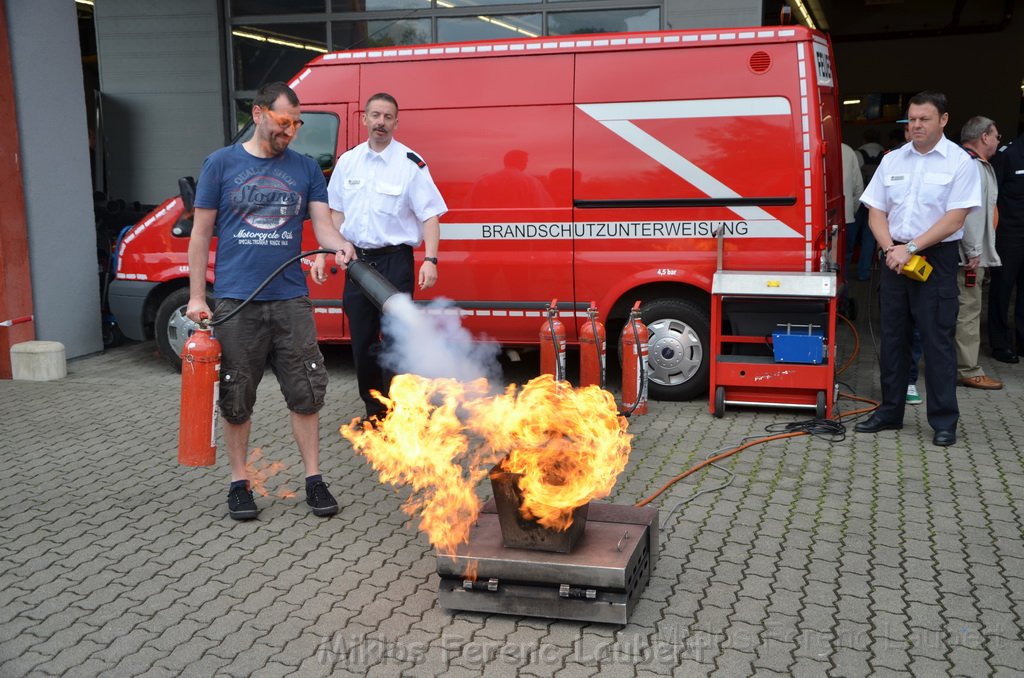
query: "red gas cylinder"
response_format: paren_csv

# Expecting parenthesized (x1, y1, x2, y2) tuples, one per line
(579, 302, 606, 389)
(620, 301, 649, 415)
(539, 299, 566, 381)
(178, 324, 221, 466)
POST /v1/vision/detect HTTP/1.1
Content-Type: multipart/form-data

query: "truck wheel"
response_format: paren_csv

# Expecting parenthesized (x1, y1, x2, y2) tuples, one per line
(155, 287, 209, 371)
(640, 298, 710, 401)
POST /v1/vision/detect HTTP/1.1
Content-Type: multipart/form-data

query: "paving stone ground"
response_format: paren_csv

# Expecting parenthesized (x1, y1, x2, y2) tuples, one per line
(1, 280, 1022, 677)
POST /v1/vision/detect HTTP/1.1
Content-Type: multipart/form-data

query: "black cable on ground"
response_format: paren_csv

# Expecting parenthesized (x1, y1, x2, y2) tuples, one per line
(660, 444, 737, 526)
(764, 417, 847, 443)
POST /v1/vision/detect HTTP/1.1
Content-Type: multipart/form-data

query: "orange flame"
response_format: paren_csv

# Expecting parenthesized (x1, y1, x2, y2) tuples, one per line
(244, 448, 292, 498)
(466, 376, 630, 530)
(341, 373, 630, 554)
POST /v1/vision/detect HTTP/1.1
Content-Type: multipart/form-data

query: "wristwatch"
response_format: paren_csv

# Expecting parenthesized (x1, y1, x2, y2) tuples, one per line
(906, 241, 919, 255)
(424, 256, 438, 265)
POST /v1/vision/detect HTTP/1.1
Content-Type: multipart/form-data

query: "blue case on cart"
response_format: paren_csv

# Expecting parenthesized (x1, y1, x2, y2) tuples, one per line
(772, 325, 825, 364)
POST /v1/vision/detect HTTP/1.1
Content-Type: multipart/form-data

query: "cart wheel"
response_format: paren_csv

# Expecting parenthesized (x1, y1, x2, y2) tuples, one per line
(714, 386, 725, 418)
(816, 391, 827, 419)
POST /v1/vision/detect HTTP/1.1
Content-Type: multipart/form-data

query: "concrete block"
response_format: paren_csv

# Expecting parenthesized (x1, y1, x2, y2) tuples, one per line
(10, 341, 66, 381)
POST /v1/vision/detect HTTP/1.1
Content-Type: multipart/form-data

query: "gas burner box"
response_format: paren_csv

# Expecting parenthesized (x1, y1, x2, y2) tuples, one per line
(437, 499, 658, 625)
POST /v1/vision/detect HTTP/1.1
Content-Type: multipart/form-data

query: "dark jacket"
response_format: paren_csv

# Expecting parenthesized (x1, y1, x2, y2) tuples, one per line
(993, 134, 1024, 233)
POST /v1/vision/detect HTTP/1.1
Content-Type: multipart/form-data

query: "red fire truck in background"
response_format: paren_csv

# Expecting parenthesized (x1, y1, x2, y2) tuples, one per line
(108, 25, 844, 402)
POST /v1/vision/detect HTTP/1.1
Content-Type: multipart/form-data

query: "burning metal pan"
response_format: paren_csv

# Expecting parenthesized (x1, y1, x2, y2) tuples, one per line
(489, 464, 589, 553)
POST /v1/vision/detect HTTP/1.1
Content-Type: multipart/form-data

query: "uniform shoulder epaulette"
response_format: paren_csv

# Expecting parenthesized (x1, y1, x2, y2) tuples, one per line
(407, 151, 426, 168)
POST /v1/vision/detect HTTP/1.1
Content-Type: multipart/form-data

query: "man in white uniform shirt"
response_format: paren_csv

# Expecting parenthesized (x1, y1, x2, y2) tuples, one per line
(856, 91, 981, 447)
(321, 92, 447, 423)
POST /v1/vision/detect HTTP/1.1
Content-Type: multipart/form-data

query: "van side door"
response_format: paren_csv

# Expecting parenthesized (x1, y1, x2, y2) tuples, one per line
(358, 55, 576, 344)
(294, 107, 346, 341)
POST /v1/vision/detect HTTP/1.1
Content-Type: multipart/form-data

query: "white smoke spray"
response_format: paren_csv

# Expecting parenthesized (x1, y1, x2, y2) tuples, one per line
(379, 294, 502, 384)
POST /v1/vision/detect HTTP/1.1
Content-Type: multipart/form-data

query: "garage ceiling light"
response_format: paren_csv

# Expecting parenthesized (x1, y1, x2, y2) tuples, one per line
(789, 0, 829, 31)
(232, 29, 328, 55)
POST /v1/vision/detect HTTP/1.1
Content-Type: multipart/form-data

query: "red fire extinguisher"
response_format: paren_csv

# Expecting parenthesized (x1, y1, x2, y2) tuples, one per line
(620, 301, 649, 416)
(178, 316, 220, 466)
(579, 302, 606, 389)
(539, 299, 566, 381)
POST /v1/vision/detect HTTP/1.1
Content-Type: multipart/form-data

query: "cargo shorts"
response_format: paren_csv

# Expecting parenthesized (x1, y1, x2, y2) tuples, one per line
(212, 297, 328, 425)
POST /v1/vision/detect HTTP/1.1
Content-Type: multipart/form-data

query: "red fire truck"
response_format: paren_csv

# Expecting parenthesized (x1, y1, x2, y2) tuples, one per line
(109, 25, 844, 402)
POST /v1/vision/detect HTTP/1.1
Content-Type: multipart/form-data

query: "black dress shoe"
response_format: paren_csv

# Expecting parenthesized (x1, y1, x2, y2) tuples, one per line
(933, 429, 956, 446)
(854, 415, 903, 433)
(992, 348, 1019, 363)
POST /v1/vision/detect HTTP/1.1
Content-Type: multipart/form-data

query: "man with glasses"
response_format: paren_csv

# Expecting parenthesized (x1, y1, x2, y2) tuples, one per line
(186, 81, 355, 520)
(988, 125, 1024, 364)
(955, 117, 1002, 389)
(855, 91, 981, 447)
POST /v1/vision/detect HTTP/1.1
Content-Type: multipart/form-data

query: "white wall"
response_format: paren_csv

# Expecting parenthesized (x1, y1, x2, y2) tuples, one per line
(95, 0, 225, 205)
(665, 0, 764, 29)
(7, 0, 102, 359)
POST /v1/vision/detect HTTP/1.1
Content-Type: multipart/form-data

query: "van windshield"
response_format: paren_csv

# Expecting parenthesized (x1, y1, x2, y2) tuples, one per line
(234, 111, 339, 172)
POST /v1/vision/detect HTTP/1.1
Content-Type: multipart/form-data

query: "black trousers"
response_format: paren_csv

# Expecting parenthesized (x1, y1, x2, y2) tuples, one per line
(343, 246, 414, 417)
(987, 231, 1024, 353)
(876, 241, 960, 432)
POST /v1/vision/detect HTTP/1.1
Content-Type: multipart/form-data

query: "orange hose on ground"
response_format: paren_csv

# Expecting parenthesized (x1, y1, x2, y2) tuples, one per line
(837, 312, 859, 375)
(636, 431, 803, 507)
(636, 309, 879, 508)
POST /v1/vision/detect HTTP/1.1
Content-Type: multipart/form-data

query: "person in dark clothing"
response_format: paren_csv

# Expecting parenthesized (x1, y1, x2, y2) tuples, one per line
(987, 132, 1024, 363)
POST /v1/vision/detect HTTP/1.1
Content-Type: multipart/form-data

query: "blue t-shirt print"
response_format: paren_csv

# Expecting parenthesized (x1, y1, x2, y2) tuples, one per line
(229, 170, 304, 233)
(195, 145, 328, 301)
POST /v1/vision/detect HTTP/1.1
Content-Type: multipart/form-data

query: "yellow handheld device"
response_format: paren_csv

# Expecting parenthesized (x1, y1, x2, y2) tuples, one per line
(902, 255, 932, 282)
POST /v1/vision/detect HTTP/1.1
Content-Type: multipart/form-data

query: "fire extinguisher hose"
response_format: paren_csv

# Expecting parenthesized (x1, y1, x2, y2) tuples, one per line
(547, 312, 564, 382)
(206, 248, 338, 327)
(589, 310, 605, 390)
(619, 314, 647, 418)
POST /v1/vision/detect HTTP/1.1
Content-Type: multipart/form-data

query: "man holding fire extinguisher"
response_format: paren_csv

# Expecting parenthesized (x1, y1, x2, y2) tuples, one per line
(186, 82, 355, 520)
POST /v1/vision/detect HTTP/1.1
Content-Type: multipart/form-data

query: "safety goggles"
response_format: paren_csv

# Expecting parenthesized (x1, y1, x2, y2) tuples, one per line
(262, 107, 304, 132)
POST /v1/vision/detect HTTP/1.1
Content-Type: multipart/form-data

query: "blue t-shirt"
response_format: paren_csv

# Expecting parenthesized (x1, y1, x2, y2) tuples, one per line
(194, 144, 328, 300)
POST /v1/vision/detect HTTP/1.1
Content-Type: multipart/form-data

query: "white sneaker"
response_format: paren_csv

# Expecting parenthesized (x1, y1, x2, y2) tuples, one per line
(906, 384, 922, 405)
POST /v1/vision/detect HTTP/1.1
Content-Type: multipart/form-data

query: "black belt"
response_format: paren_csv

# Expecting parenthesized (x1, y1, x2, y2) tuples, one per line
(892, 240, 958, 250)
(355, 244, 410, 258)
